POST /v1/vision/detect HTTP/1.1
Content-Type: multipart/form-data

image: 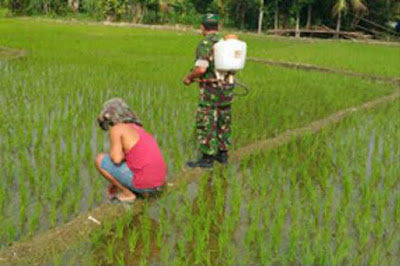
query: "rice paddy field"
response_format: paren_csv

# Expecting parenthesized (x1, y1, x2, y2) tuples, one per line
(0, 18, 399, 264)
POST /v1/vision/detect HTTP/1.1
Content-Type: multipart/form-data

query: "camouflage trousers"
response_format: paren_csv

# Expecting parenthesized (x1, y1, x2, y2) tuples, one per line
(196, 104, 232, 156)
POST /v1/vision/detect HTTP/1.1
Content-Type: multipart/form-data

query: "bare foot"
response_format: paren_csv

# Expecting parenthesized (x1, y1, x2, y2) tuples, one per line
(106, 184, 118, 200)
(116, 191, 136, 203)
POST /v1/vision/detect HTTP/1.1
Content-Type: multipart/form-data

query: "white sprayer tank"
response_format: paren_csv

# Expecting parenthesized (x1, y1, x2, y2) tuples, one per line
(214, 37, 247, 72)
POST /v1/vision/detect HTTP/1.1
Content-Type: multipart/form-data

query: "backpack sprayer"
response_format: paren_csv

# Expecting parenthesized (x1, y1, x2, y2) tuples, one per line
(197, 35, 249, 96)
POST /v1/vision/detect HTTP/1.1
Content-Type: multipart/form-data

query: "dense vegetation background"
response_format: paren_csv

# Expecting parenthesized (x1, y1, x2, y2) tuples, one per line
(1, 0, 399, 34)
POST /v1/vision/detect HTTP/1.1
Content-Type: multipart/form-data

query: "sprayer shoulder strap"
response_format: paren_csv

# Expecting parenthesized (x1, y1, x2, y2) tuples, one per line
(196, 33, 223, 60)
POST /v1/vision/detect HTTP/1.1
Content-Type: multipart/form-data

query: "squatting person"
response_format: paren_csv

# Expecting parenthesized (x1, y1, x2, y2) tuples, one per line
(183, 13, 233, 168)
(95, 98, 167, 203)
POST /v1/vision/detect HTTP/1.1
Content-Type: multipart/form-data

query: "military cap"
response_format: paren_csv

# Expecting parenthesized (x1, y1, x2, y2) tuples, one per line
(202, 13, 219, 27)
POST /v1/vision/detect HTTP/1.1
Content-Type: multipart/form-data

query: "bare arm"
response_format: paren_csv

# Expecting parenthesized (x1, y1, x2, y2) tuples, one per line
(109, 126, 125, 164)
(183, 66, 207, 85)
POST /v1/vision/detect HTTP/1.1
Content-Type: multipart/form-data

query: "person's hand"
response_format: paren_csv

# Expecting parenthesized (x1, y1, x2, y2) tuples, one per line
(183, 77, 192, 86)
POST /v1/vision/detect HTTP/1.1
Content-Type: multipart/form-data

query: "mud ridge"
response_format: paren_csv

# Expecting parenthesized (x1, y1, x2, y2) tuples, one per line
(0, 47, 28, 60)
(0, 89, 398, 264)
(234, 90, 400, 159)
(249, 57, 400, 84)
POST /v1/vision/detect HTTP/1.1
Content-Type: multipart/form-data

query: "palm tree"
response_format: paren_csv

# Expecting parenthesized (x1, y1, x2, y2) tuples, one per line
(158, 0, 185, 23)
(214, 0, 228, 25)
(305, 0, 314, 29)
(68, 0, 79, 12)
(292, 0, 308, 38)
(274, 0, 279, 30)
(333, 0, 367, 37)
(228, 0, 251, 29)
(258, 0, 264, 34)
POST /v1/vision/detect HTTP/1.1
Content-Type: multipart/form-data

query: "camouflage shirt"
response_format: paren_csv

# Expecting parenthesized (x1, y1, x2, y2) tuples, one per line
(195, 32, 224, 80)
(194, 32, 233, 107)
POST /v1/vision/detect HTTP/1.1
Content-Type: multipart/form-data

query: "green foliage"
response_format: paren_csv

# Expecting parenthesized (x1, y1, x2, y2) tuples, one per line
(191, 0, 213, 13)
(0, 7, 12, 17)
(0, 19, 399, 264)
(69, 99, 400, 265)
(1, 0, 398, 32)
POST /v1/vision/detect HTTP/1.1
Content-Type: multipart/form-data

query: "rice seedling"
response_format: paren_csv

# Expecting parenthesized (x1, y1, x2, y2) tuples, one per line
(246, 34, 400, 76)
(27, 202, 41, 237)
(128, 227, 140, 253)
(106, 238, 116, 264)
(0, 17, 399, 265)
(113, 251, 124, 265)
(139, 204, 152, 263)
(115, 216, 125, 241)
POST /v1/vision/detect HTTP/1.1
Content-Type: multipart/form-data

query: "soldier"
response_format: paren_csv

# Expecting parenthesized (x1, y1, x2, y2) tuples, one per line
(183, 14, 234, 168)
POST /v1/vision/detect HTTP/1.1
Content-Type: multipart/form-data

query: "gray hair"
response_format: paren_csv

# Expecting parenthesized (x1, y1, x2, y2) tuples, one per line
(97, 98, 142, 131)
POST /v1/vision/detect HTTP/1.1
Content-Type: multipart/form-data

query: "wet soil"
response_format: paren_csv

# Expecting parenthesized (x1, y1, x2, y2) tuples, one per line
(0, 88, 398, 264)
(0, 41, 398, 264)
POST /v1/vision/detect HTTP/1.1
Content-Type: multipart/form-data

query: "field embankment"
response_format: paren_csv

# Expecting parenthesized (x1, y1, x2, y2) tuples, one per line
(0, 18, 399, 265)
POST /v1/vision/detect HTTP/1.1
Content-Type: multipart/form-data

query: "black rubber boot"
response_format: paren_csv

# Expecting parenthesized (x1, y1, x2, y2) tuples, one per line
(215, 150, 228, 164)
(187, 154, 214, 168)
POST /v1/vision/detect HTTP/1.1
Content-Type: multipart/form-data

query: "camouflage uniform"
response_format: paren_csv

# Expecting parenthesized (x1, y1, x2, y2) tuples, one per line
(195, 32, 234, 156)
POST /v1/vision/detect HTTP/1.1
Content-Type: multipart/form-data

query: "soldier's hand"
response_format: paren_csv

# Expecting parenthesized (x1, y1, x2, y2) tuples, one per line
(183, 77, 192, 86)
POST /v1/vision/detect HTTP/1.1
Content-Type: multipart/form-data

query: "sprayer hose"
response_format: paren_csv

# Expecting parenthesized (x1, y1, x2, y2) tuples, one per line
(234, 80, 250, 97)
(194, 79, 250, 97)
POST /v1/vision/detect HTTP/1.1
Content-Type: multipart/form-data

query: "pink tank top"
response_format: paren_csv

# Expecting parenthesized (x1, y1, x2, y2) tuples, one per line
(125, 125, 167, 189)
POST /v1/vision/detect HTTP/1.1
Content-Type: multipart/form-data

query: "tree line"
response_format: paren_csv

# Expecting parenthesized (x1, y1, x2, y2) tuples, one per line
(1, 0, 399, 34)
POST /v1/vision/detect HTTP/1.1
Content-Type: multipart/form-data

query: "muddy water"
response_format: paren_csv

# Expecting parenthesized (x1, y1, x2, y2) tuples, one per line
(0, 60, 6, 73)
(51, 166, 254, 265)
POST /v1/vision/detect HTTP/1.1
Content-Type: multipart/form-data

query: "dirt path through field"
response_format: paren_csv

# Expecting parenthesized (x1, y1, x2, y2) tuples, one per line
(249, 57, 400, 84)
(0, 87, 398, 264)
